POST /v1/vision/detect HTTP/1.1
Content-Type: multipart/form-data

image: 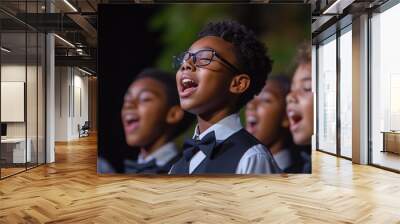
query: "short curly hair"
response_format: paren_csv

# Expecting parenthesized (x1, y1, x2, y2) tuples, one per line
(295, 41, 311, 66)
(198, 20, 273, 111)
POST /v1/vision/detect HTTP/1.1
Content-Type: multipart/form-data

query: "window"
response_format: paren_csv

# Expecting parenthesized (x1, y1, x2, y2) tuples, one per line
(0, 1, 46, 179)
(339, 27, 352, 158)
(317, 35, 337, 154)
(370, 2, 400, 171)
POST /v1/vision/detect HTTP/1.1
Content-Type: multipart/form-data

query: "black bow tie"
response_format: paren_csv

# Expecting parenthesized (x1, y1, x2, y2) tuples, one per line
(183, 131, 217, 161)
(124, 159, 157, 173)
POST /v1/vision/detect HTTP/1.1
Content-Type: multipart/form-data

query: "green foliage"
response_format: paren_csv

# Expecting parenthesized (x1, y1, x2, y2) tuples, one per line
(149, 5, 230, 73)
(148, 4, 310, 78)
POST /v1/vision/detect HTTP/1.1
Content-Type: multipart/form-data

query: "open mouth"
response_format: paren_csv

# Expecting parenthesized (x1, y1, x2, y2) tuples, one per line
(123, 114, 140, 134)
(180, 77, 198, 98)
(246, 115, 258, 134)
(287, 110, 303, 131)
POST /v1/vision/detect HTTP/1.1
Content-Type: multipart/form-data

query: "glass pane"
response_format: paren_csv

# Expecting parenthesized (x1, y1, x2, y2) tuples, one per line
(1, 31, 27, 177)
(371, 3, 400, 171)
(38, 32, 45, 165)
(27, 31, 38, 169)
(25, 0, 38, 169)
(317, 36, 337, 154)
(339, 28, 352, 158)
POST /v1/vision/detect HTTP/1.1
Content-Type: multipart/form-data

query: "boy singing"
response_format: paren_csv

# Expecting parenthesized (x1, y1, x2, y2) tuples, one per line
(169, 21, 281, 174)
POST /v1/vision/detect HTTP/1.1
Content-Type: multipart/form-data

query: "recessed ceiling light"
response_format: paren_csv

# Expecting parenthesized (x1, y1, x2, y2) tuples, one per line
(54, 34, 75, 48)
(323, 0, 354, 15)
(77, 67, 92, 76)
(1, 47, 11, 53)
(63, 0, 78, 12)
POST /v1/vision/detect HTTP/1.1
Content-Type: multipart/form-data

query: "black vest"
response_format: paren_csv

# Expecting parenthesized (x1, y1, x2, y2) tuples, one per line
(170, 129, 267, 174)
(284, 145, 311, 174)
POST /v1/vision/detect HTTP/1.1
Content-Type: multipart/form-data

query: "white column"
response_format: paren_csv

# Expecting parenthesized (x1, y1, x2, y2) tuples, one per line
(352, 14, 369, 164)
(46, 1, 55, 163)
(46, 33, 55, 163)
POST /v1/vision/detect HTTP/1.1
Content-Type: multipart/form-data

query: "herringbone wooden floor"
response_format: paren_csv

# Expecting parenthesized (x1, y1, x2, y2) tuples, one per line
(1, 134, 400, 223)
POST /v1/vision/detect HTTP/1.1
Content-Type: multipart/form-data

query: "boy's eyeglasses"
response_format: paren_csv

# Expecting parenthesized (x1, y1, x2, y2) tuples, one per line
(173, 49, 240, 73)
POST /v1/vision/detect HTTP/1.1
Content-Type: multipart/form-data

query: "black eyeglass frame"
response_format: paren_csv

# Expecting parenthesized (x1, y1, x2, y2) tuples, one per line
(173, 48, 241, 74)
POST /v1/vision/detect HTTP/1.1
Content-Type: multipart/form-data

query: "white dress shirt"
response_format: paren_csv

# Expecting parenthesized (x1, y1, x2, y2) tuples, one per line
(98, 142, 178, 174)
(189, 113, 280, 174)
(137, 142, 178, 167)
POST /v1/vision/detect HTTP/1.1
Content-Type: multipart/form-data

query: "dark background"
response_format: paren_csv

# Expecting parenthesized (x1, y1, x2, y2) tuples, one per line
(98, 4, 310, 173)
(98, 5, 162, 172)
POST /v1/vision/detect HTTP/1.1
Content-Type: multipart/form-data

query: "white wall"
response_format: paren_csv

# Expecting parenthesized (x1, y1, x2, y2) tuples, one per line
(1, 65, 41, 138)
(1, 65, 26, 131)
(1, 65, 26, 142)
(55, 66, 69, 141)
(72, 73, 89, 138)
(55, 66, 89, 141)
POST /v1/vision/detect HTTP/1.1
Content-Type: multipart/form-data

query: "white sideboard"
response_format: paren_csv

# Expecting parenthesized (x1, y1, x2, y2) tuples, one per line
(1, 138, 32, 163)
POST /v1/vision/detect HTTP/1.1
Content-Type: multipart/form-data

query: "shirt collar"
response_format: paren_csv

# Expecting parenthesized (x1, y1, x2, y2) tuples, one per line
(137, 142, 178, 166)
(273, 148, 292, 170)
(193, 113, 243, 141)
